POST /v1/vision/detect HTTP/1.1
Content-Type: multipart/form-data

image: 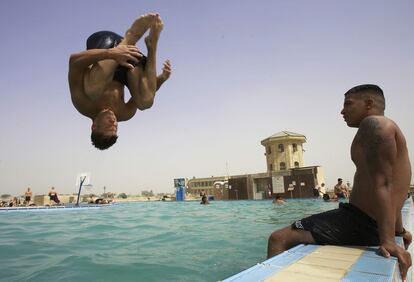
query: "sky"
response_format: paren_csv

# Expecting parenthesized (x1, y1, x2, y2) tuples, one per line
(0, 0, 413, 196)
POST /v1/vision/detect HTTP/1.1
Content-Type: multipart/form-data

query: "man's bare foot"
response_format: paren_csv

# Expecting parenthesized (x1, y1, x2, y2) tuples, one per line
(124, 13, 159, 45)
(145, 14, 163, 49)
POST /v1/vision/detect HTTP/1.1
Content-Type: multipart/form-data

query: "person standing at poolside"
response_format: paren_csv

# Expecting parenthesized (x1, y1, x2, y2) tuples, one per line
(68, 13, 171, 150)
(267, 84, 412, 279)
(24, 187, 32, 205)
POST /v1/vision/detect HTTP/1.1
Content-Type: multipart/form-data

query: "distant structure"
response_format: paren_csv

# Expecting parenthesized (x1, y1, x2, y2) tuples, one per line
(186, 131, 326, 200)
(261, 131, 306, 172)
(186, 176, 228, 200)
(174, 178, 186, 201)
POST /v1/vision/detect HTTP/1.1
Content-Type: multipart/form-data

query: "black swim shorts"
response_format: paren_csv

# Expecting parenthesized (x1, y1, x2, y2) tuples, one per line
(292, 202, 379, 246)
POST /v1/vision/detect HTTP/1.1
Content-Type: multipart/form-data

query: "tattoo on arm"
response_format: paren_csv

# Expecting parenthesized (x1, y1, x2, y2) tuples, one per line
(355, 117, 384, 164)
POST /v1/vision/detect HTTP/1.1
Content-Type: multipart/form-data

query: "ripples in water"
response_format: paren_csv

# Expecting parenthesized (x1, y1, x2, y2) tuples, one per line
(0, 199, 338, 281)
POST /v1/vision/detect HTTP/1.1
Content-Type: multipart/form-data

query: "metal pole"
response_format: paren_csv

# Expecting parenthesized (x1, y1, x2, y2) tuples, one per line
(76, 176, 86, 206)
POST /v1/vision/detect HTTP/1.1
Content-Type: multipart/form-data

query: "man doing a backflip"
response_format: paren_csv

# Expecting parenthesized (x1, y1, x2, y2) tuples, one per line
(68, 13, 171, 150)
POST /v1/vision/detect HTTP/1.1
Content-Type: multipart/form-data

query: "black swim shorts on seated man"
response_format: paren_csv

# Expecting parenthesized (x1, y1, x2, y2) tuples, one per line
(292, 202, 380, 246)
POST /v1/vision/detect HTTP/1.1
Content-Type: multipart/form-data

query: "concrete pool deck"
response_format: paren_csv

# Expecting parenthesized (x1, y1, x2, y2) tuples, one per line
(223, 197, 414, 282)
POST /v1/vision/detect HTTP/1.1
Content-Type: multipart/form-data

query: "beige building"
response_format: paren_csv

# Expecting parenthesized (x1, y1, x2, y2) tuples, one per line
(261, 131, 306, 172)
(186, 131, 326, 199)
(187, 176, 228, 200)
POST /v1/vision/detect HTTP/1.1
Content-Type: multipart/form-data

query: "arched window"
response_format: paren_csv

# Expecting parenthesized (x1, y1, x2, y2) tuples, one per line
(280, 162, 286, 170)
(294, 161, 300, 168)
(278, 144, 284, 152)
(292, 143, 298, 152)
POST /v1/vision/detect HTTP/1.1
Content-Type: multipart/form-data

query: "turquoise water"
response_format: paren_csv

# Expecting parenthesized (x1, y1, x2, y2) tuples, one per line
(0, 199, 339, 282)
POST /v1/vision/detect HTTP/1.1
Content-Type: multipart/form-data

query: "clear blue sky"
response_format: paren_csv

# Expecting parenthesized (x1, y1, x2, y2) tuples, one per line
(0, 0, 413, 196)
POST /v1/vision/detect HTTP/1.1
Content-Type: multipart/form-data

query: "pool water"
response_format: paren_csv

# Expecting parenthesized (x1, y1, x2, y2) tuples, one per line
(0, 199, 340, 282)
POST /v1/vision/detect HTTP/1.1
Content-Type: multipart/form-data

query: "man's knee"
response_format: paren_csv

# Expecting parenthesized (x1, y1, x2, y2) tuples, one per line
(267, 228, 291, 258)
(268, 229, 288, 249)
(268, 231, 279, 244)
(268, 226, 315, 250)
(136, 97, 154, 110)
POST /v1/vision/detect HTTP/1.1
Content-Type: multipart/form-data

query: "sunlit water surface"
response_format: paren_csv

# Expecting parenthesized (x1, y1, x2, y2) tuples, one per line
(0, 199, 339, 282)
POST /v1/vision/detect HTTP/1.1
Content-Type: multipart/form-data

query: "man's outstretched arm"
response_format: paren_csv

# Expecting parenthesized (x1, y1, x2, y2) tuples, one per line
(358, 117, 411, 279)
(69, 45, 141, 72)
(69, 45, 142, 100)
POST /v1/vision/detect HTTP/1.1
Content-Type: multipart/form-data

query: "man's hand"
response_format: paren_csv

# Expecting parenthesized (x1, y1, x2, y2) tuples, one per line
(379, 241, 412, 280)
(154, 60, 171, 91)
(160, 60, 171, 81)
(402, 230, 412, 250)
(110, 45, 143, 69)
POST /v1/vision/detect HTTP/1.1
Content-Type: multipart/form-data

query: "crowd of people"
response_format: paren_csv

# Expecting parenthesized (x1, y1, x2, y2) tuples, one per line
(310, 178, 351, 202)
(1, 187, 118, 208)
(1, 187, 62, 207)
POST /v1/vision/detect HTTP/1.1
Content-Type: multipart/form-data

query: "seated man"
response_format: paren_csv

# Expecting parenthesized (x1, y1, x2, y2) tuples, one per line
(48, 187, 60, 204)
(68, 13, 171, 150)
(267, 85, 412, 280)
(334, 178, 349, 198)
(9, 197, 19, 207)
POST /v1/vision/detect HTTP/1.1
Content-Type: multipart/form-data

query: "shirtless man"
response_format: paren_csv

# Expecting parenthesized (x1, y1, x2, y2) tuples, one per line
(68, 13, 171, 150)
(24, 187, 32, 205)
(48, 187, 60, 204)
(267, 84, 412, 279)
(334, 178, 349, 198)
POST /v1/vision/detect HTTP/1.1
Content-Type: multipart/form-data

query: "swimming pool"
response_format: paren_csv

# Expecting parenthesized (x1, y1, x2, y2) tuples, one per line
(0, 199, 339, 282)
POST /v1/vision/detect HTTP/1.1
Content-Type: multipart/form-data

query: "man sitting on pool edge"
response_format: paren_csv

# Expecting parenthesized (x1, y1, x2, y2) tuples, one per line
(48, 187, 60, 205)
(267, 84, 412, 280)
(68, 13, 171, 150)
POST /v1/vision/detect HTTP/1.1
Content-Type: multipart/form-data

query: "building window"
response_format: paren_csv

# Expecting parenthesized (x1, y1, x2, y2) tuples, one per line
(294, 161, 299, 168)
(278, 144, 284, 152)
(292, 143, 298, 152)
(267, 146, 271, 154)
(280, 162, 286, 170)
(269, 164, 273, 171)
